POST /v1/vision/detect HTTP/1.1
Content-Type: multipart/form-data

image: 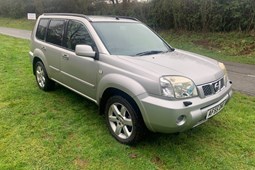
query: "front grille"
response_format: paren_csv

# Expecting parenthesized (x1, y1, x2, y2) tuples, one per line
(202, 85, 212, 96)
(201, 77, 226, 97)
(220, 78, 224, 88)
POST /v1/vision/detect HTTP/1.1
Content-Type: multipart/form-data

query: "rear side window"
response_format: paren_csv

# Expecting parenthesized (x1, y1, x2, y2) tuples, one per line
(64, 20, 94, 51)
(46, 20, 65, 46)
(36, 19, 49, 40)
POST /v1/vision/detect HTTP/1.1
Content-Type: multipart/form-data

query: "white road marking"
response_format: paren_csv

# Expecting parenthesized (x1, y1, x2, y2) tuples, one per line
(228, 71, 255, 78)
(247, 75, 255, 78)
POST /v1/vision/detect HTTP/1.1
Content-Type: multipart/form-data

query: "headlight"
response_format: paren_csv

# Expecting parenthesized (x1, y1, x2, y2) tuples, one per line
(218, 62, 227, 75)
(218, 62, 228, 85)
(160, 76, 198, 99)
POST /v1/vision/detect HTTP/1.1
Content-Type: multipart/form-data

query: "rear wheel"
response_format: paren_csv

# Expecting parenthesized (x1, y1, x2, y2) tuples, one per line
(35, 61, 55, 91)
(105, 95, 145, 145)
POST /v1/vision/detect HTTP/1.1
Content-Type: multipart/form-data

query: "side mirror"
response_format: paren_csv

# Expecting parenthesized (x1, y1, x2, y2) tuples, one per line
(75, 44, 96, 58)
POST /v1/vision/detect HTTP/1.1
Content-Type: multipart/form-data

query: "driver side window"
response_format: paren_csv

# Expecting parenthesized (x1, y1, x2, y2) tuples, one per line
(64, 20, 95, 51)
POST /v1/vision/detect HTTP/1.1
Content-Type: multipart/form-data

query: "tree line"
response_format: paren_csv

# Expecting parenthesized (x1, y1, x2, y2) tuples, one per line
(0, 0, 254, 32)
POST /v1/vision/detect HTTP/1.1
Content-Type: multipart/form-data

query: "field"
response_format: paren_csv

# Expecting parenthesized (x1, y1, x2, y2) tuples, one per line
(161, 31, 255, 65)
(0, 32, 255, 169)
(0, 17, 36, 31)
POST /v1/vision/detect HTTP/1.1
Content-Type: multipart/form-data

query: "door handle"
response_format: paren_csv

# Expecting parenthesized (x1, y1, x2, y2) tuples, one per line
(62, 54, 69, 60)
(41, 46, 46, 51)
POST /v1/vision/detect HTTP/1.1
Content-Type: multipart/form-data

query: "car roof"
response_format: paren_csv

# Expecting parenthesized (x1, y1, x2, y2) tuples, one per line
(42, 13, 138, 23)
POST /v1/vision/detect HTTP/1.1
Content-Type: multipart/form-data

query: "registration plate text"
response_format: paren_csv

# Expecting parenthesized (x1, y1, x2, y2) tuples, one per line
(206, 100, 226, 119)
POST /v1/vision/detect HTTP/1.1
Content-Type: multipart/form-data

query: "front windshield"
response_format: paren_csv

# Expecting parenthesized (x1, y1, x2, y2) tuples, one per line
(92, 22, 170, 56)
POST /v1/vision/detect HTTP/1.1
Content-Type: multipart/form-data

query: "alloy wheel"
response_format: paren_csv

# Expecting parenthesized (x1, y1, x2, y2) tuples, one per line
(108, 103, 133, 139)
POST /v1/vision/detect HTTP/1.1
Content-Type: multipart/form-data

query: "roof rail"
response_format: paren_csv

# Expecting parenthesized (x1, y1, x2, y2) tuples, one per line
(42, 13, 139, 22)
(42, 13, 92, 22)
(113, 16, 139, 21)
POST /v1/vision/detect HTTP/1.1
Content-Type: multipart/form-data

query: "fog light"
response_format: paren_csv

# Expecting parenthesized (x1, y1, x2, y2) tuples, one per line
(176, 115, 186, 126)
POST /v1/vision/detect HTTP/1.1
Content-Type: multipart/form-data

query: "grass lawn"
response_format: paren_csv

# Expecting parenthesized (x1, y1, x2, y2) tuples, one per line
(0, 34, 255, 169)
(160, 30, 255, 65)
(0, 17, 35, 31)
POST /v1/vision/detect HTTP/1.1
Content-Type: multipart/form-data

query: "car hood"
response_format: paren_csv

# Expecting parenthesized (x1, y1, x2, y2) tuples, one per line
(119, 49, 224, 85)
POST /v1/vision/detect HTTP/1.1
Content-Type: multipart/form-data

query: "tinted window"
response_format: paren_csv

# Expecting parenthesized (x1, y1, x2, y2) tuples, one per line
(36, 19, 49, 40)
(46, 20, 65, 46)
(64, 20, 94, 51)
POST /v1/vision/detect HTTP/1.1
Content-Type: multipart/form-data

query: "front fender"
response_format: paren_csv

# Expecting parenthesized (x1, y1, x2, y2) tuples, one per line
(96, 73, 147, 102)
(96, 74, 155, 130)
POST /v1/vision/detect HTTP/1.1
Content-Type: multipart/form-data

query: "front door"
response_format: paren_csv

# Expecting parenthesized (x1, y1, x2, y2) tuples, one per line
(59, 20, 98, 100)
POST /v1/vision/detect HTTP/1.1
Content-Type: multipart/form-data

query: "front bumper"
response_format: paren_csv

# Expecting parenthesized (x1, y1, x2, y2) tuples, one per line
(138, 81, 232, 133)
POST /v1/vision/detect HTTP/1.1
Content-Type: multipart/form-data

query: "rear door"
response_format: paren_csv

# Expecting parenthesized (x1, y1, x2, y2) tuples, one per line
(43, 19, 65, 80)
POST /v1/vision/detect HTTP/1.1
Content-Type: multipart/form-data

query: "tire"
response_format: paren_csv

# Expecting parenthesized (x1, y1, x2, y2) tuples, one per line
(105, 95, 146, 145)
(35, 61, 55, 91)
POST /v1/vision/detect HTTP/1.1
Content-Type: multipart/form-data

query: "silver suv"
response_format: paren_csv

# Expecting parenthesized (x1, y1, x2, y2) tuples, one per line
(29, 13, 232, 144)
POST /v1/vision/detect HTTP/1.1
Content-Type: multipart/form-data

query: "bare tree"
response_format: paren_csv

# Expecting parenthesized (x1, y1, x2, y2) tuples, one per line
(109, 0, 119, 4)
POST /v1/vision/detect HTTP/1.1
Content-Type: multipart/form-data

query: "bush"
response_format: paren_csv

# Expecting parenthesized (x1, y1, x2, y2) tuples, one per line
(0, 0, 254, 32)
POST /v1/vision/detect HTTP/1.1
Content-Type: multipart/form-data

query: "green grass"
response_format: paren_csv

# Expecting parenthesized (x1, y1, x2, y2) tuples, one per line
(160, 30, 255, 64)
(0, 34, 255, 169)
(0, 17, 35, 30)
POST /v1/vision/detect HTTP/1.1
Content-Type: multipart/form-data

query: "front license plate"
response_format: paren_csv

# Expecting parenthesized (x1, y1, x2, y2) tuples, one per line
(206, 100, 226, 119)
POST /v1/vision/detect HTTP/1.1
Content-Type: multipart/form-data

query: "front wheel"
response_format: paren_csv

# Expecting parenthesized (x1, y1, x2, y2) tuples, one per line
(105, 95, 146, 145)
(35, 61, 55, 91)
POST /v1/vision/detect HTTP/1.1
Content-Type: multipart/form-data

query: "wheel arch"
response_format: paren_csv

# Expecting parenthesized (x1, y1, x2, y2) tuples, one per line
(97, 74, 147, 114)
(33, 57, 43, 75)
(32, 48, 49, 76)
(99, 87, 141, 115)
(97, 74, 151, 131)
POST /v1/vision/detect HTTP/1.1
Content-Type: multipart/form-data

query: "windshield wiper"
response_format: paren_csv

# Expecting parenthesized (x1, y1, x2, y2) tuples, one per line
(135, 50, 166, 56)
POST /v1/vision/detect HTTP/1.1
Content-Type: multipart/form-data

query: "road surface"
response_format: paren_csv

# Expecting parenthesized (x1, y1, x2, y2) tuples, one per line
(224, 61, 255, 96)
(0, 26, 254, 96)
(0, 27, 31, 40)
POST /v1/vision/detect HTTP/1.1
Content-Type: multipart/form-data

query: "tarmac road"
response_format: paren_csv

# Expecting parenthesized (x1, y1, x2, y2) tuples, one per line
(224, 61, 255, 96)
(0, 27, 31, 40)
(0, 27, 254, 96)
